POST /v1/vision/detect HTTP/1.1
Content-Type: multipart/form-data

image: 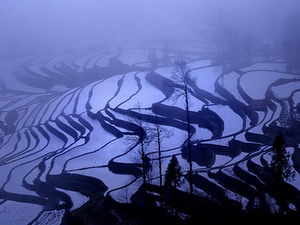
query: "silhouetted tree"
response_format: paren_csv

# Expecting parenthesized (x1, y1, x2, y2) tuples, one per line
(155, 117, 163, 190)
(270, 132, 295, 214)
(126, 103, 155, 213)
(137, 104, 148, 186)
(151, 114, 172, 206)
(271, 132, 295, 182)
(127, 102, 151, 186)
(172, 59, 195, 194)
(165, 155, 182, 189)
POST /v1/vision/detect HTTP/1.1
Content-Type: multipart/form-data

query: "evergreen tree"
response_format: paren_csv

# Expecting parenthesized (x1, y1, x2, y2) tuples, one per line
(270, 132, 295, 183)
(270, 132, 295, 214)
(165, 155, 182, 189)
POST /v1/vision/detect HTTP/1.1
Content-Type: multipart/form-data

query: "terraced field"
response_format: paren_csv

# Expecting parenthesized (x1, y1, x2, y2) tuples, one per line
(0, 44, 300, 224)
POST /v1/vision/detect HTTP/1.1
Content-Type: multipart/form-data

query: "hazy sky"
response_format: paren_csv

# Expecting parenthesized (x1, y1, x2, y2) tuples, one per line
(0, 0, 299, 55)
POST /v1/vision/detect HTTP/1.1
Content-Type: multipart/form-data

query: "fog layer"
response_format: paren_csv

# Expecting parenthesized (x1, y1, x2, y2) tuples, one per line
(1, 0, 300, 56)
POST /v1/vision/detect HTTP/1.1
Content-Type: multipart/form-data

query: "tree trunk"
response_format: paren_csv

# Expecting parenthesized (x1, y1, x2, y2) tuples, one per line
(185, 89, 193, 195)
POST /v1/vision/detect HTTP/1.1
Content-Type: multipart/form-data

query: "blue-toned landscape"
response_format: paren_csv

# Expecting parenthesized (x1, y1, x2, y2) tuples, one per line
(0, 1, 300, 224)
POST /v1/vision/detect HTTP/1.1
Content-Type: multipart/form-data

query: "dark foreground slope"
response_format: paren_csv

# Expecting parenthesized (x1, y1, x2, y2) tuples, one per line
(62, 183, 300, 225)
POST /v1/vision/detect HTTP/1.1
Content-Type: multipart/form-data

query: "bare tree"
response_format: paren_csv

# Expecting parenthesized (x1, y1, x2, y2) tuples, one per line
(127, 102, 152, 186)
(118, 182, 131, 204)
(171, 59, 196, 195)
(154, 116, 164, 191)
(152, 115, 172, 187)
(149, 113, 172, 206)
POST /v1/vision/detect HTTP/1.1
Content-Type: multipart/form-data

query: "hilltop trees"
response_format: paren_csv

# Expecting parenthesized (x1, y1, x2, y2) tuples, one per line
(148, 49, 159, 70)
(172, 59, 195, 195)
